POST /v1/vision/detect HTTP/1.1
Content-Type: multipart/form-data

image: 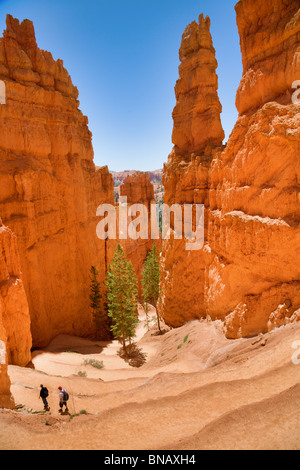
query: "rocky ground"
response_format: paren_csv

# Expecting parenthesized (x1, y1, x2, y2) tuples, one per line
(0, 305, 299, 450)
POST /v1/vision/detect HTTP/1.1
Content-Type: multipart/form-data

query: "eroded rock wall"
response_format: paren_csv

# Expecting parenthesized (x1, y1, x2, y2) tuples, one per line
(0, 219, 31, 365)
(0, 312, 14, 409)
(0, 218, 31, 407)
(159, 1, 300, 338)
(209, 0, 300, 337)
(0, 15, 114, 347)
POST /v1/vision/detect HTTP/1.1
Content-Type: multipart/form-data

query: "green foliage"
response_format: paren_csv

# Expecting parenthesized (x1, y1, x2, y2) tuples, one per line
(83, 359, 104, 369)
(90, 266, 106, 338)
(77, 370, 87, 377)
(177, 335, 190, 350)
(142, 243, 161, 331)
(105, 244, 138, 351)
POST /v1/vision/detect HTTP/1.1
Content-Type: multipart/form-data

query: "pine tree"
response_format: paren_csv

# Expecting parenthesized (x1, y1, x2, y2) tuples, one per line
(105, 244, 138, 352)
(89, 266, 106, 338)
(142, 243, 161, 331)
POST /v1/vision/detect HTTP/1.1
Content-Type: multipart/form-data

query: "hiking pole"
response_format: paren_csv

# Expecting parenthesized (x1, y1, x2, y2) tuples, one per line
(67, 379, 76, 416)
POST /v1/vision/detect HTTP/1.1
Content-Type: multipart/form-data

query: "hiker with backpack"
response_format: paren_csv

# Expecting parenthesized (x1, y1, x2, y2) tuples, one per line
(58, 386, 69, 413)
(39, 384, 50, 411)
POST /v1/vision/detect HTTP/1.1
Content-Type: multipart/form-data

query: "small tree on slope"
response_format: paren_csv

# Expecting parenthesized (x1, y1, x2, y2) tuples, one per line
(89, 266, 108, 339)
(142, 243, 161, 332)
(105, 244, 138, 352)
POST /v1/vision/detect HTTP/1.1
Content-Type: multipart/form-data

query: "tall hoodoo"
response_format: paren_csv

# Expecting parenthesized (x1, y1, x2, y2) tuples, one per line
(172, 14, 224, 157)
(158, 14, 224, 326)
(0, 15, 114, 347)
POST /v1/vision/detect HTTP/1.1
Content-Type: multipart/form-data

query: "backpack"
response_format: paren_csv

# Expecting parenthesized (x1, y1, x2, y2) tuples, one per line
(41, 387, 49, 398)
(63, 391, 69, 402)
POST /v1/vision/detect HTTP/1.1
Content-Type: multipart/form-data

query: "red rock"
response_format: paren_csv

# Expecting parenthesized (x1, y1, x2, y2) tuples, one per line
(119, 172, 160, 297)
(0, 311, 15, 409)
(158, 13, 224, 326)
(0, 220, 32, 366)
(0, 218, 30, 407)
(172, 14, 224, 156)
(159, 1, 300, 338)
(0, 15, 114, 347)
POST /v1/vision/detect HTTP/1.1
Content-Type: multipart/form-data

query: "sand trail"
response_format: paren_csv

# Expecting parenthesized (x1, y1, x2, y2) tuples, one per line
(0, 308, 299, 450)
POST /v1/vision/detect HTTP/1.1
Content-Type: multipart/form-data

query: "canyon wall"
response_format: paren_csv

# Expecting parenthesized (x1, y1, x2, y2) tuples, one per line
(0, 312, 14, 409)
(159, 1, 300, 337)
(0, 219, 31, 408)
(0, 219, 31, 365)
(209, 0, 300, 337)
(0, 15, 114, 348)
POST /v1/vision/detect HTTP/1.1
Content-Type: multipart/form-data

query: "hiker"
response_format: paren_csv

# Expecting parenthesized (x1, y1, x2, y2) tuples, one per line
(58, 386, 69, 413)
(39, 384, 50, 411)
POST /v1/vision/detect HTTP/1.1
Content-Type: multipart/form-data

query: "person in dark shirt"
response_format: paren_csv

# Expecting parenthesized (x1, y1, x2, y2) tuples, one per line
(39, 384, 50, 411)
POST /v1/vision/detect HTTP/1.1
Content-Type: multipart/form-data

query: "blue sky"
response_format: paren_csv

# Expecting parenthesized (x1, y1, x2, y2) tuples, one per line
(0, 0, 242, 171)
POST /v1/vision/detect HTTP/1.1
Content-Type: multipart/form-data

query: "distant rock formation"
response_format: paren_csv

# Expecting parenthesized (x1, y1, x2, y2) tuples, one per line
(0, 15, 114, 348)
(119, 172, 161, 297)
(159, 1, 300, 338)
(111, 169, 164, 204)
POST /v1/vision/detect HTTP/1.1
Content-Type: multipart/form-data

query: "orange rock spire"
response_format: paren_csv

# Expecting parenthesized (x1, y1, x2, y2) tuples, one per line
(172, 13, 224, 156)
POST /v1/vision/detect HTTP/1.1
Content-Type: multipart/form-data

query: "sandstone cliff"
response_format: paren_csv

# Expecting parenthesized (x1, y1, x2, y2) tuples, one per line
(159, 1, 300, 338)
(0, 218, 31, 408)
(210, 0, 300, 337)
(0, 15, 114, 348)
(0, 219, 31, 365)
(0, 311, 14, 409)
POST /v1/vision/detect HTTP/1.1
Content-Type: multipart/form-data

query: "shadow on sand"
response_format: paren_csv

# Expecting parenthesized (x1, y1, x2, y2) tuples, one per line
(117, 343, 148, 368)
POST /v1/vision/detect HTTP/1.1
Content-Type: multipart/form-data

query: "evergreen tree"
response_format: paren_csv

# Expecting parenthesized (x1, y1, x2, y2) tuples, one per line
(105, 244, 138, 352)
(89, 266, 106, 338)
(142, 243, 161, 331)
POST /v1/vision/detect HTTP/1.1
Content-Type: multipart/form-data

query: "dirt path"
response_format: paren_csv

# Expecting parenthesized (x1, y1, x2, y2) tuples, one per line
(0, 307, 299, 450)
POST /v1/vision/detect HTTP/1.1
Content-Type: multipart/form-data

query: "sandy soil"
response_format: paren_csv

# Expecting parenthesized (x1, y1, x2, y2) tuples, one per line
(0, 306, 299, 450)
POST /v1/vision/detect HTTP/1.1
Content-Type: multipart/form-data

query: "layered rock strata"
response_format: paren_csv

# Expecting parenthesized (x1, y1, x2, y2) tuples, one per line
(210, 0, 300, 337)
(0, 218, 31, 408)
(159, 1, 300, 338)
(0, 15, 114, 347)
(0, 312, 14, 409)
(158, 14, 224, 326)
(0, 219, 31, 365)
